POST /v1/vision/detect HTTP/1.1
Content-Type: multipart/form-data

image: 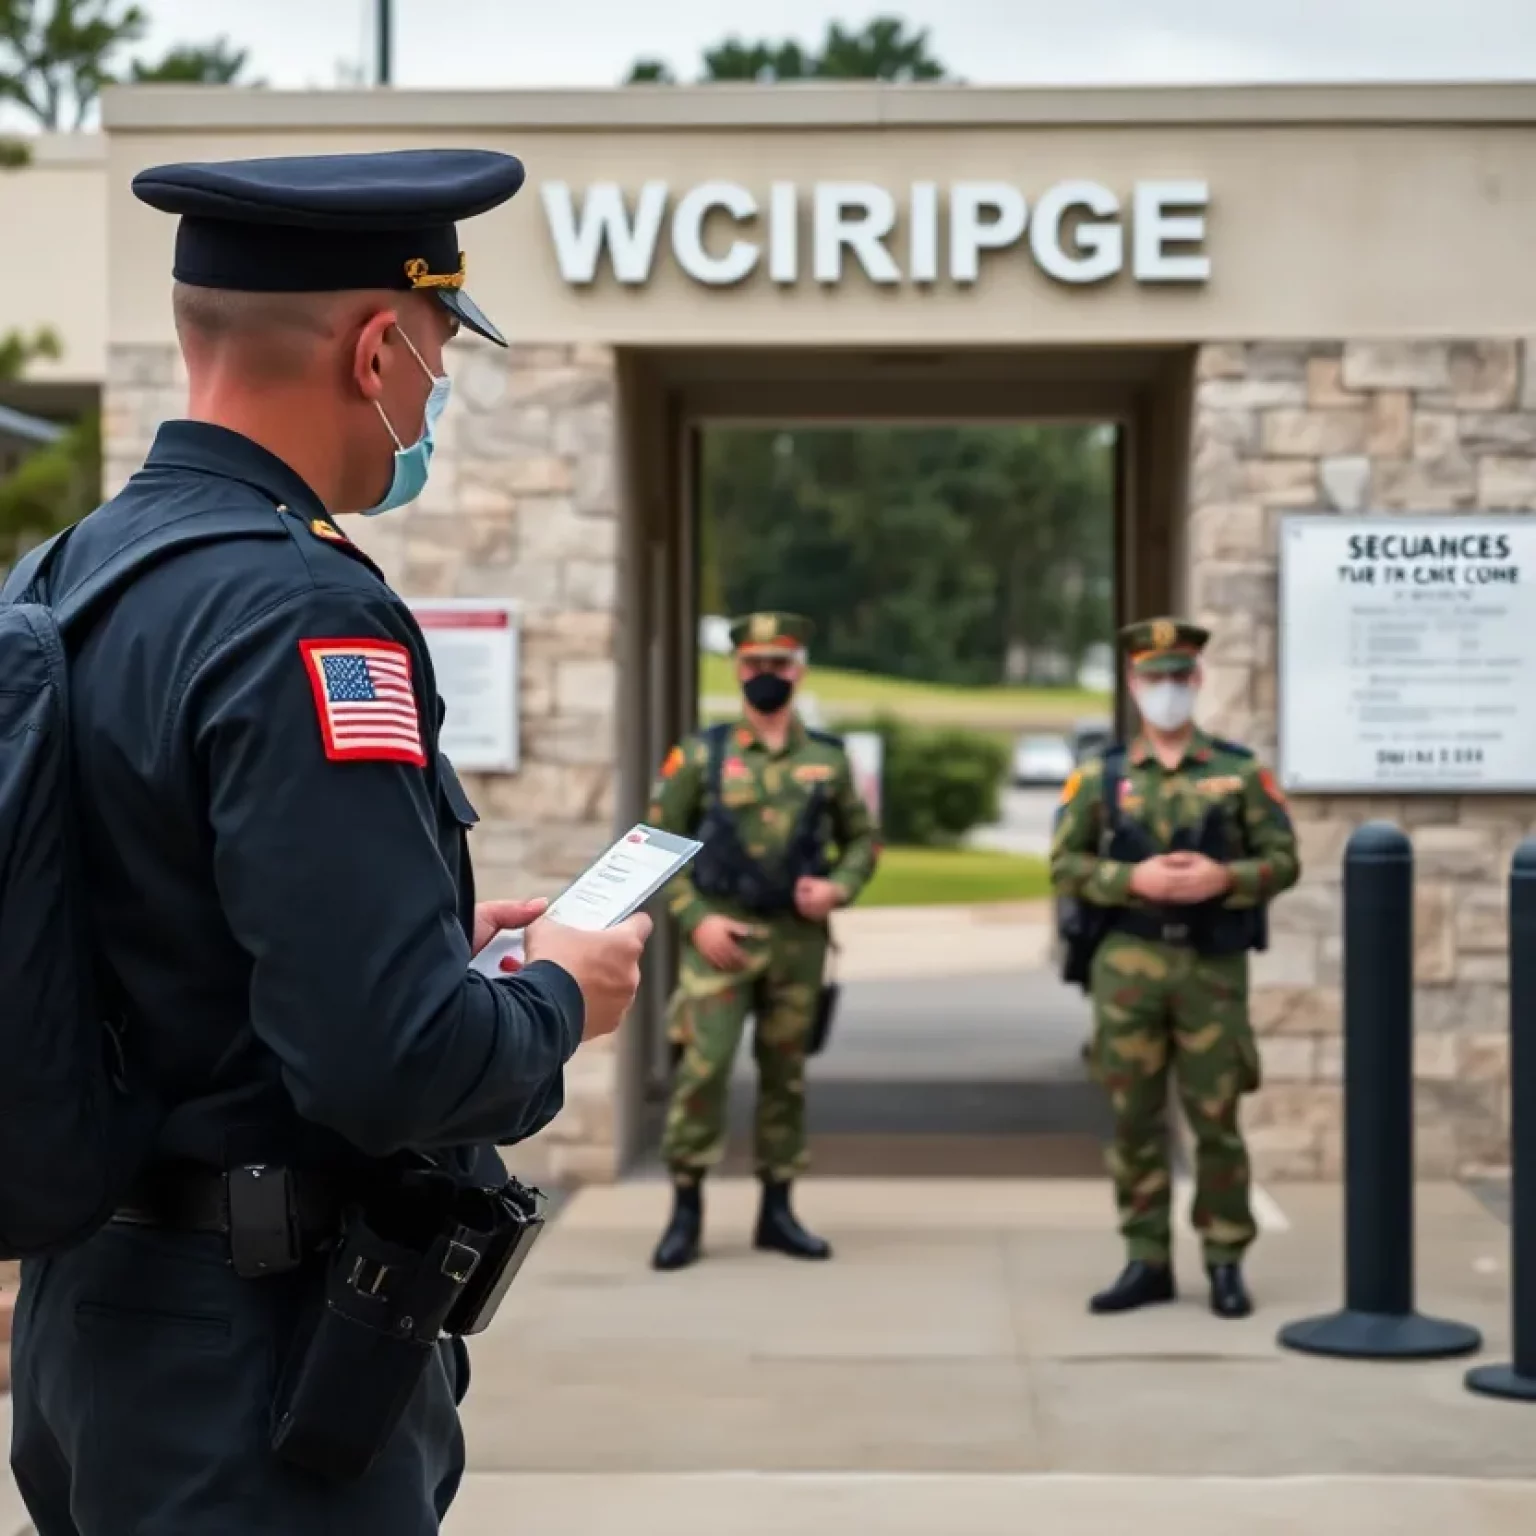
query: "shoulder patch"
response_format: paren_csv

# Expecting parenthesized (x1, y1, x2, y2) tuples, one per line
(1059, 767, 1083, 804)
(660, 744, 685, 780)
(1258, 767, 1288, 808)
(299, 638, 425, 766)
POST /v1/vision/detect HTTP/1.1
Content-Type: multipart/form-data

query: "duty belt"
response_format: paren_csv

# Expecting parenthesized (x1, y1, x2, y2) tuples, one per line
(1108, 908, 1198, 947)
(113, 1163, 347, 1278)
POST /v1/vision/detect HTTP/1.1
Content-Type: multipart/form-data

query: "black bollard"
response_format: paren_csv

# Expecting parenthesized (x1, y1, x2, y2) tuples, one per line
(1466, 837, 1536, 1400)
(1278, 821, 1481, 1359)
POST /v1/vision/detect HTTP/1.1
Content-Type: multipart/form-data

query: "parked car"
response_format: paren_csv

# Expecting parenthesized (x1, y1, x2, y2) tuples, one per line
(1069, 718, 1115, 762)
(1011, 732, 1075, 787)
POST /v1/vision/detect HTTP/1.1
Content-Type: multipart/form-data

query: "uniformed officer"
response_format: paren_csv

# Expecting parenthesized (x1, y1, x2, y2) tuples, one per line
(7, 151, 651, 1534)
(1049, 618, 1298, 1320)
(648, 613, 879, 1271)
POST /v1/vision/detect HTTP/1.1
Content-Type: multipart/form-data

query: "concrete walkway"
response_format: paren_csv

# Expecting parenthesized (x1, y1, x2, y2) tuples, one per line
(4, 1175, 1534, 1534)
(434, 1175, 1536, 1532)
(830, 900, 1052, 980)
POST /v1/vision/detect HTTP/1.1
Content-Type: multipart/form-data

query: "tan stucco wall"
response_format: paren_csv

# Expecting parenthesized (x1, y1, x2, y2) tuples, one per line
(81, 82, 1536, 351)
(1, 135, 106, 384)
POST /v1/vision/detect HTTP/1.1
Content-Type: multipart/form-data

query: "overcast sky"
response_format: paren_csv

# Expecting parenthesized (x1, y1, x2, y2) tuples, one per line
(119, 0, 1536, 91)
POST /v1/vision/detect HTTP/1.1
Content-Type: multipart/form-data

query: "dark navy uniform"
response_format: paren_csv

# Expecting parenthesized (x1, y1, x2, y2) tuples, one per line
(9, 153, 576, 1534)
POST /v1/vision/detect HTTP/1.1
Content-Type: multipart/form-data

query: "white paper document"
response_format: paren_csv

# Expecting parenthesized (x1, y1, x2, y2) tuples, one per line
(544, 825, 703, 932)
(469, 825, 701, 977)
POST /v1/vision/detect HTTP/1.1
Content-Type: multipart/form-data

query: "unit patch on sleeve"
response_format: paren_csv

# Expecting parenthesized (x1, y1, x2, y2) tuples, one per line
(298, 639, 426, 766)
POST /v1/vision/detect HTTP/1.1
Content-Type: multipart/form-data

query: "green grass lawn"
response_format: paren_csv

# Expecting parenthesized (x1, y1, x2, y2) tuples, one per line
(861, 845, 1054, 908)
(700, 654, 1107, 730)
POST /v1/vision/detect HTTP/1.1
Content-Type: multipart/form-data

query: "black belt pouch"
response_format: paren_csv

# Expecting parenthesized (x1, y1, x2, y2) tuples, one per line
(270, 1213, 437, 1482)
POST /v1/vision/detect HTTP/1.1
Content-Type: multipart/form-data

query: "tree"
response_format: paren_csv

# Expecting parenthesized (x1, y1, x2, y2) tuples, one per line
(702, 425, 1114, 688)
(625, 15, 947, 85)
(0, 1, 254, 129)
(0, 409, 99, 550)
(130, 35, 249, 85)
(0, 326, 59, 378)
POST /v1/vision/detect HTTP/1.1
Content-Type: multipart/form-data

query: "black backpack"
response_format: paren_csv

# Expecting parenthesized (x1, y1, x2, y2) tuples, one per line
(0, 508, 286, 1257)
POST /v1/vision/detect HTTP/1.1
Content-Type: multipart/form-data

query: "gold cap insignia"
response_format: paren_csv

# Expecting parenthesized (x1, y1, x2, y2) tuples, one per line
(404, 252, 468, 291)
(750, 614, 776, 642)
(1151, 618, 1177, 650)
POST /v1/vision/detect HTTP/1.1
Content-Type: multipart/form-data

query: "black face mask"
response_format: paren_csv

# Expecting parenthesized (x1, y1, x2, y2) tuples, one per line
(742, 673, 794, 714)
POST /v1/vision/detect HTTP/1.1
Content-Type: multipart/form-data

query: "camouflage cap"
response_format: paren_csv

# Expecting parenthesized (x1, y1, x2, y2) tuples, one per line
(1119, 616, 1210, 676)
(729, 611, 814, 657)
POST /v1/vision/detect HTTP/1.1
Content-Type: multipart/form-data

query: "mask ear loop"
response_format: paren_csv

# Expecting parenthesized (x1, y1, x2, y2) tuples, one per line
(373, 324, 439, 448)
(374, 399, 405, 450)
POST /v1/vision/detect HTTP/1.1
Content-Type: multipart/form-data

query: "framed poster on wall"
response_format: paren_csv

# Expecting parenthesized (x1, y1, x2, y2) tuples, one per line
(1277, 514, 1536, 793)
(407, 598, 522, 772)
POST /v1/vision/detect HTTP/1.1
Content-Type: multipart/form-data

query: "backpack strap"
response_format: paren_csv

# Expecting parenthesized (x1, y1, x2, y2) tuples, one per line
(1097, 744, 1127, 843)
(1205, 736, 1254, 759)
(2, 524, 76, 604)
(703, 722, 733, 807)
(46, 506, 291, 637)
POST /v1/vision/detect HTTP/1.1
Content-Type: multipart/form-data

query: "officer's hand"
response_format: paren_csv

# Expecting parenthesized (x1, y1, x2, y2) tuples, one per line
(693, 915, 757, 971)
(1128, 856, 1179, 902)
(794, 877, 843, 923)
(524, 912, 652, 1042)
(471, 898, 550, 960)
(1163, 854, 1233, 904)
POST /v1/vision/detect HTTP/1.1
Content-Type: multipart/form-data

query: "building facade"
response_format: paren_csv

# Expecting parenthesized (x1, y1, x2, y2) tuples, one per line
(8, 81, 1536, 1183)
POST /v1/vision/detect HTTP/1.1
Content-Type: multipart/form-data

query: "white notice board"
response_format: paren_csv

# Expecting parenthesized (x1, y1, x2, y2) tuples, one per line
(1278, 514, 1536, 793)
(409, 599, 521, 772)
(843, 730, 884, 825)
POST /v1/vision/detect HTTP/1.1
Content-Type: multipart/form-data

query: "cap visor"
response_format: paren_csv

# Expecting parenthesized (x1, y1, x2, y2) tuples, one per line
(1132, 656, 1197, 677)
(436, 287, 505, 346)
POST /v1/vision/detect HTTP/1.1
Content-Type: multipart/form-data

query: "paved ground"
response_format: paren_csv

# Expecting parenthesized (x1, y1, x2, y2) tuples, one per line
(430, 1175, 1536, 1532)
(967, 784, 1063, 857)
(3, 1175, 1530, 1535)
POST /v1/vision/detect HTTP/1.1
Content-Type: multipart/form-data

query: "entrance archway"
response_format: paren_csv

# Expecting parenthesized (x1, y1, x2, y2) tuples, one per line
(611, 343, 1197, 1175)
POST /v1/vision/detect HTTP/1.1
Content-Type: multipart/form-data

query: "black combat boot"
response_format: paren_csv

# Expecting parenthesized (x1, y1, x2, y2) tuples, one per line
(753, 1178, 832, 1260)
(1207, 1262, 1253, 1319)
(651, 1181, 703, 1272)
(1089, 1260, 1176, 1314)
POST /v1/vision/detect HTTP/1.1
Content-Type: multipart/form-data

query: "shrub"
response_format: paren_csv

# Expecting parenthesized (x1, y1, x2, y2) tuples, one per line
(838, 712, 1006, 846)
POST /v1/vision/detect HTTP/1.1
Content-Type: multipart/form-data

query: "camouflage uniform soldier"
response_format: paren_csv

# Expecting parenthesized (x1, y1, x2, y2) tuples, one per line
(647, 613, 879, 1271)
(1050, 618, 1299, 1319)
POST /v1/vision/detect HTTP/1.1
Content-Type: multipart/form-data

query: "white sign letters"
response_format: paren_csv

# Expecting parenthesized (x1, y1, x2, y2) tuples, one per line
(540, 178, 1210, 289)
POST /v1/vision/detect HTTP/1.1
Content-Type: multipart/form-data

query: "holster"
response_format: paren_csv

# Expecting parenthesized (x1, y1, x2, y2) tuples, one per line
(805, 934, 840, 1057)
(270, 1175, 545, 1482)
(806, 982, 840, 1057)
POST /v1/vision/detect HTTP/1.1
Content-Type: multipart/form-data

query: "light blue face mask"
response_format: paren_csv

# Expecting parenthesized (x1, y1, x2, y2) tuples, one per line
(361, 327, 452, 517)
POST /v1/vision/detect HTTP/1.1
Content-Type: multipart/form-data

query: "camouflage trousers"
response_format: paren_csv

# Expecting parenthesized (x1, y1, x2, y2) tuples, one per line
(661, 921, 828, 1183)
(1089, 933, 1261, 1266)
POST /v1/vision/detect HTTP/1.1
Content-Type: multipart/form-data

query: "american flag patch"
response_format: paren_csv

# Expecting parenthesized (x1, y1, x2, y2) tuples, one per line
(298, 639, 425, 766)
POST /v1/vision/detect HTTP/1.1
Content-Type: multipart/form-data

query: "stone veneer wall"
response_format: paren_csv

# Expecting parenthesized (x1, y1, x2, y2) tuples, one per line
(104, 341, 624, 1185)
(1190, 338, 1536, 1180)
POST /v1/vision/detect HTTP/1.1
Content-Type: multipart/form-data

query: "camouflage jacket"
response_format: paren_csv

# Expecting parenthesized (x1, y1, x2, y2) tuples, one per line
(1049, 728, 1300, 910)
(647, 713, 880, 934)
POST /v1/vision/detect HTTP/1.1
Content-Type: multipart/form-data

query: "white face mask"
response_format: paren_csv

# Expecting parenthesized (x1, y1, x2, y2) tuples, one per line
(1135, 680, 1197, 732)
